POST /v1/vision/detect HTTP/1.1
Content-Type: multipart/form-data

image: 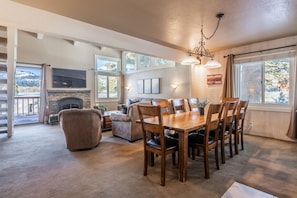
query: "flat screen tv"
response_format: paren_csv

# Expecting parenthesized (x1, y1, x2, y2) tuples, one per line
(52, 68, 86, 88)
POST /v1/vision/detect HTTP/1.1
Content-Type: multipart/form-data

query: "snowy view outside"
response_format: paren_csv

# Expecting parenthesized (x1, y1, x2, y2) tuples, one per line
(15, 66, 41, 117)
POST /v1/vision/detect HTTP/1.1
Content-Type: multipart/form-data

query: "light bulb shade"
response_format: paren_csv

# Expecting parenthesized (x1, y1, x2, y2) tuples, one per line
(181, 55, 200, 65)
(204, 59, 222, 68)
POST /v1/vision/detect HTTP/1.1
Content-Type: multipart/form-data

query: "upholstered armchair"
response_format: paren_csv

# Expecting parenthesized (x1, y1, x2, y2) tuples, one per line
(59, 108, 102, 151)
(110, 102, 150, 142)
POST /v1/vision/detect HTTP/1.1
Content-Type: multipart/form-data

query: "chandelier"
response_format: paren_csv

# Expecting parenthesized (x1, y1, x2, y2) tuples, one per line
(181, 13, 224, 68)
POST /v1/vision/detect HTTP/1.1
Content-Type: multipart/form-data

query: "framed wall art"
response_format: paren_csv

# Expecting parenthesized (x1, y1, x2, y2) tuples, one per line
(151, 78, 160, 94)
(207, 74, 222, 85)
(144, 79, 151, 94)
(137, 79, 144, 93)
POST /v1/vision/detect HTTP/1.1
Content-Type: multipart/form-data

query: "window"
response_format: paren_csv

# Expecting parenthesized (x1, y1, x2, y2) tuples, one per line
(235, 57, 293, 105)
(95, 55, 121, 100)
(123, 51, 175, 73)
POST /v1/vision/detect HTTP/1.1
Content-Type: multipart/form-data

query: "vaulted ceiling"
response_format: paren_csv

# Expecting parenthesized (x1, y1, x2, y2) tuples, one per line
(11, 0, 297, 53)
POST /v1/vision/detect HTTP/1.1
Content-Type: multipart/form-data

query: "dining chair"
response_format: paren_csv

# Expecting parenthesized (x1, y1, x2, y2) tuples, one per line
(233, 100, 249, 154)
(152, 99, 172, 115)
(219, 100, 238, 164)
(171, 98, 186, 114)
(187, 98, 199, 112)
(188, 103, 223, 179)
(152, 99, 177, 138)
(137, 104, 178, 186)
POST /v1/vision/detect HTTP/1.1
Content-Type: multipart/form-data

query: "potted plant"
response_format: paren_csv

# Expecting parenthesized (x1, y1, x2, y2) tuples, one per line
(94, 104, 107, 114)
(197, 98, 209, 115)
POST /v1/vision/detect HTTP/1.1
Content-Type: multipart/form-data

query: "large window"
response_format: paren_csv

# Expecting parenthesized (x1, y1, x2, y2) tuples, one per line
(123, 51, 175, 73)
(95, 55, 121, 100)
(235, 57, 294, 105)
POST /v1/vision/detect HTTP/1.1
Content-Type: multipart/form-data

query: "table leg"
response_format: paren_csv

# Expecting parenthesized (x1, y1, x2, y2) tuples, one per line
(178, 131, 188, 182)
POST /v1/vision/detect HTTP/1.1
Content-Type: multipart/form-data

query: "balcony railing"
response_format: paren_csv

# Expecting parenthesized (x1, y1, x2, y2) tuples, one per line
(14, 96, 40, 116)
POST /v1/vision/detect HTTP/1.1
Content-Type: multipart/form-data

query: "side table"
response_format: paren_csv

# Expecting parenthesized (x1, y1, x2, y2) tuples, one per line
(102, 110, 122, 132)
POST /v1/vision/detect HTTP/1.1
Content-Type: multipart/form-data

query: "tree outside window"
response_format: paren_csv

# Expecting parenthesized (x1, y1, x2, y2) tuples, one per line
(236, 58, 291, 104)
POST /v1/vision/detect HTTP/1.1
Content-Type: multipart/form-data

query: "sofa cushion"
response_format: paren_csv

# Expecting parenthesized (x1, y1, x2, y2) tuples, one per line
(128, 98, 141, 105)
(110, 113, 131, 122)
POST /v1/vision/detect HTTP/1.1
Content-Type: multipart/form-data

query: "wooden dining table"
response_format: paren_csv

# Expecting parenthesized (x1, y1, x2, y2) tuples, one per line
(143, 111, 205, 182)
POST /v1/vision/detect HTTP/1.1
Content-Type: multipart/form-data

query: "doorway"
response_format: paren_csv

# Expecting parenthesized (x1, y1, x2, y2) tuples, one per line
(14, 64, 42, 125)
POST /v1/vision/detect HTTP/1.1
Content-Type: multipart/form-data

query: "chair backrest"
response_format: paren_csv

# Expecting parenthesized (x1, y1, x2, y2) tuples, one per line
(187, 98, 199, 112)
(137, 104, 165, 146)
(152, 99, 171, 115)
(204, 103, 224, 143)
(221, 97, 239, 103)
(58, 108, 102, 150)
(235, 100, 249, 129)
(221, 101, 238, 131)
(171, 98, 186, 114)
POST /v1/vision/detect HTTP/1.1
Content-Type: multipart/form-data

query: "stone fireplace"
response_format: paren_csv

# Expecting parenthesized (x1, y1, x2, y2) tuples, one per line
(47, 90, 91, 114)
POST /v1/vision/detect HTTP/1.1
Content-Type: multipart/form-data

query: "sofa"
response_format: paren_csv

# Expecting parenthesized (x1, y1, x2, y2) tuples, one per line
(59, 108, 102, 151)
(110, 98, 178, 142)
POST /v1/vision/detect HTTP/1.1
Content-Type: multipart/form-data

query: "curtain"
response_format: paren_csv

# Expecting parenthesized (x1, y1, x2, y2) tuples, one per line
(38, 64, 48, 123)
(287, 49, 297, 139)
(221, 54, 234, 99)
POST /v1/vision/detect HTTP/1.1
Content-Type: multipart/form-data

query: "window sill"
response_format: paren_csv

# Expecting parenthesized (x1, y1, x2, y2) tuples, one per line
(248, 104, 292, 113)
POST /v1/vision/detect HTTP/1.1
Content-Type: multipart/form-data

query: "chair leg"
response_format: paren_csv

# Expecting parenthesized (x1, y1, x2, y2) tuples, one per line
(144, 151, 148, 176)
(161, 154, 166, 186)
(149, 152, 154, 166)
(234, 132, 239, 155)
(215, 146, 220, 170)
(229, 136, 233, 158)
(172, 152, 176, 166)
(221, 138, 225, 164)
(241, 131, 244, 150)
(204, 149, 209, 179)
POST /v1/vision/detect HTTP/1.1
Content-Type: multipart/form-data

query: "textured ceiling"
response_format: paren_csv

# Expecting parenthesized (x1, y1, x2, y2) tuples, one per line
(11, 0, 297, 52)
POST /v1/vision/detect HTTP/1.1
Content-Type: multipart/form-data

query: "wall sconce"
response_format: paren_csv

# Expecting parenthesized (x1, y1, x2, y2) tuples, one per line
(171, 84, 178, 89)
(125, 86, 130, 91)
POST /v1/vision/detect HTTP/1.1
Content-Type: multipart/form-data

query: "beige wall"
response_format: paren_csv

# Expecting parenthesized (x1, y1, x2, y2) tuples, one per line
(191, 35, 297, 142)
(124, 64, 191, 102)
(17, 30, 121, 109)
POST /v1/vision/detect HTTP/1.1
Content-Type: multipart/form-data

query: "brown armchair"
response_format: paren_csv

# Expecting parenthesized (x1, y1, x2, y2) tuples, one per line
(110, 101, 151, 142)
(59, 108, 102, 151)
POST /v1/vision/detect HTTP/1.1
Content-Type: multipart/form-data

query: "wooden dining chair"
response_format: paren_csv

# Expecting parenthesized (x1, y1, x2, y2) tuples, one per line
(137, 104, 178, 186)
(152, 99, 177, 138)
(171, 98, 186, 114)
(187, 98, 199, 112)
(219, 100, 238, 164)
(233, 100, 249, 154)
(188, 103, 223, 179)
(152, 99, 172, 115)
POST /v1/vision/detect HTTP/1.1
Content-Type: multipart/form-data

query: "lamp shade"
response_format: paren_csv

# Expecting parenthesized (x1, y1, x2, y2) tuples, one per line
(181, 55, 200, 65)
(204, 59, 221, 68)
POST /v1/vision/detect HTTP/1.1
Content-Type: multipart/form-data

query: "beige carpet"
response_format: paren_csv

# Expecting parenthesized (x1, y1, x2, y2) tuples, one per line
(0, 124, 297, 198)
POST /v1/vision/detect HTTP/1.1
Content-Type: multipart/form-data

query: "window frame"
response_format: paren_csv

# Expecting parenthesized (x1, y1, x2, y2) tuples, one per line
(123, 51, 175, 74)
(94, 55, 121, 102)
(234, 56, 295, 112)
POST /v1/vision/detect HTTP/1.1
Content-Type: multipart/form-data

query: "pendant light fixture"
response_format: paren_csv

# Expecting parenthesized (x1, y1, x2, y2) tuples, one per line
(181, 13, 224, 68)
